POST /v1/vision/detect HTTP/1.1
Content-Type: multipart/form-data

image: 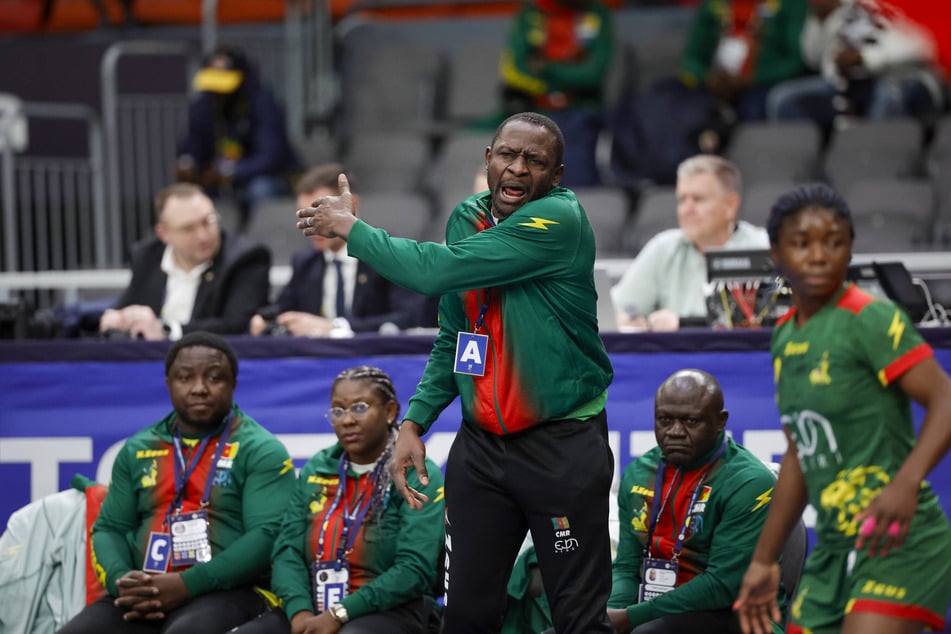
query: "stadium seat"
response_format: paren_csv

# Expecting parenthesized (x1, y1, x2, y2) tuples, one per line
(823, 118, 925, 192)
(625, 185, 677, 254)
(574, 186, 634, 258)
(845, 178, 937, 252)
(726, 121, 822, 184)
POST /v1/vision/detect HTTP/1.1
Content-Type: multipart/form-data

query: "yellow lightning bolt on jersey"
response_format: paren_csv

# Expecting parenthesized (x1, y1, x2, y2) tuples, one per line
(433, 485, 446, 503)
(517, 217, 560, 230)
(752, 487, 773, 512)
(280, 458, 295, 475)
(887, 311, 905, 350)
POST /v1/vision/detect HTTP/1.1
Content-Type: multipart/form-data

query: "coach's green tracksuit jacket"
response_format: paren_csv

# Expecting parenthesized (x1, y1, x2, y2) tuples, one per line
(90, 406, 295, 597)
(346, 188, 614, 434)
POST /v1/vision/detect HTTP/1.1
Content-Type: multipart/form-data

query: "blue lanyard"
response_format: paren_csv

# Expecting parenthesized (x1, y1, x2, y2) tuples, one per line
(166, 412, 234, 520)
(644, 438, 727, 561)
(473, 293, 489, 334)
(471, 211, 497, 334)
(316, 454, 384, 567)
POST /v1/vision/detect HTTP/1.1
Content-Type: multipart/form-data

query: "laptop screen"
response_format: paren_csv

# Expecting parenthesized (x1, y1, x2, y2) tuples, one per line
(706, 248, 775, 282)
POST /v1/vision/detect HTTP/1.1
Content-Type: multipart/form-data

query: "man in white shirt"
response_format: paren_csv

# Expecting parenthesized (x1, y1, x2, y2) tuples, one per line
(248, 163, 433, 337)
(611, 155, 769, 331)
(99, 183, 271, 340)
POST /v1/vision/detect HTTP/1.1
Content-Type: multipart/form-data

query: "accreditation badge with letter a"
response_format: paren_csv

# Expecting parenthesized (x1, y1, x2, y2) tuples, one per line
(454, 332, 488, 376)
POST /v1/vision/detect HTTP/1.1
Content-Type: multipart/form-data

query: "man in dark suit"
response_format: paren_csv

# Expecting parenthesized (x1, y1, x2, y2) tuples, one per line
(249, 163, 435, 337)
(99, 183, 270, 340)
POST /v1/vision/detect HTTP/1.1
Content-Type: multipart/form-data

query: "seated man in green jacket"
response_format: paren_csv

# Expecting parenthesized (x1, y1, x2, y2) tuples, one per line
(609, 369, 782, 634)
(57, 331, 296, 633)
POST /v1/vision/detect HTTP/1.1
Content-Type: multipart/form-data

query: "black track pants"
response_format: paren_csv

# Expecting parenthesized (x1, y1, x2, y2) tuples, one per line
(442, 411, 614, 634)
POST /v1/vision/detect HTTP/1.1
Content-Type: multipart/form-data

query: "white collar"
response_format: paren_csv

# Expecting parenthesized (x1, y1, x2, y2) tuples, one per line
(323, 248, 354, 266)
(160, 246, 212, 278)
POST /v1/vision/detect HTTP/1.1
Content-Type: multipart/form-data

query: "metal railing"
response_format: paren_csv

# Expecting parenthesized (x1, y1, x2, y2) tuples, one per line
(202, 0, 219, 55)
(100, 40, 198, 266)
(4, 253, 951, 312)
(0, 101, 107, 274)
(286, 0, 337, 139)
(0, 266, 293, 305)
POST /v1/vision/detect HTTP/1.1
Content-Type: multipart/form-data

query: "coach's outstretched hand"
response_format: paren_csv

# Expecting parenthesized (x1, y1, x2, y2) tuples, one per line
(297, 173, 359, 240)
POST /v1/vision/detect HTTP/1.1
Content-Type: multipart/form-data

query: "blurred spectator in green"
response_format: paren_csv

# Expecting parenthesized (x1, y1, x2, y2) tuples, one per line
(682, 0, 809, 121)
(498, 0, 614, 186)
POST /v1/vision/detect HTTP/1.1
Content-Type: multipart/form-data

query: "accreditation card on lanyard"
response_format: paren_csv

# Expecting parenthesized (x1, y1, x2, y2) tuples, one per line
(454, 214, 495, 377)
(311, 454, 383, 612)
(638, 438, 727, 602)
(143, 413, 234, 573)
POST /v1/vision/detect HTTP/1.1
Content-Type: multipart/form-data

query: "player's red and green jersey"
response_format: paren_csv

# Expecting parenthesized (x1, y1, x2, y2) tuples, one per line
(270, 444, 445, 621)
(89, 405, 295, 597)
(771, 284, 943, 548)
(610, 435, 780, 631)
(346, 187, 613, 434)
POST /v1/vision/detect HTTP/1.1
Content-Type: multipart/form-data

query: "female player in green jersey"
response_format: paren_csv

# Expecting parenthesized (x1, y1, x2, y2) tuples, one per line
(734, 183, 951, 634)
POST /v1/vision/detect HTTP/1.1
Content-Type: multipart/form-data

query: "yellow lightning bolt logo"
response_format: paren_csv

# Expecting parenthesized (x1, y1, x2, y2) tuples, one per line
(517, 217, 559, 230)
(280, 458, 295, 476)
(887, 311, 904, 350)
(752, 487, 773, 512)
(433, 486, 445, 504)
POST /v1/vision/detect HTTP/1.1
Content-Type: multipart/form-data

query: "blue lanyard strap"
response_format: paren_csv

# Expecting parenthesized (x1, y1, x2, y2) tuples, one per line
(472, 211, 496, 334)
(166, 412, 234, 519)
(473, 295, 489, 333)
(645, 438, 728, 561)
(316, 453, 385, 566)
(316, 460, 347, 561)
(645, 463, 679, 555)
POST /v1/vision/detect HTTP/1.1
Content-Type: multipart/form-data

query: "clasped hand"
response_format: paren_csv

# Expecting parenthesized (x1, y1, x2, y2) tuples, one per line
(296, 174, 358, 240)
(114, 570, 188, 621)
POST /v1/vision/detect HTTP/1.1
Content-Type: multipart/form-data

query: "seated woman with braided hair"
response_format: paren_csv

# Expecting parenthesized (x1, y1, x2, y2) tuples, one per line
(232, 366, 446, 634)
